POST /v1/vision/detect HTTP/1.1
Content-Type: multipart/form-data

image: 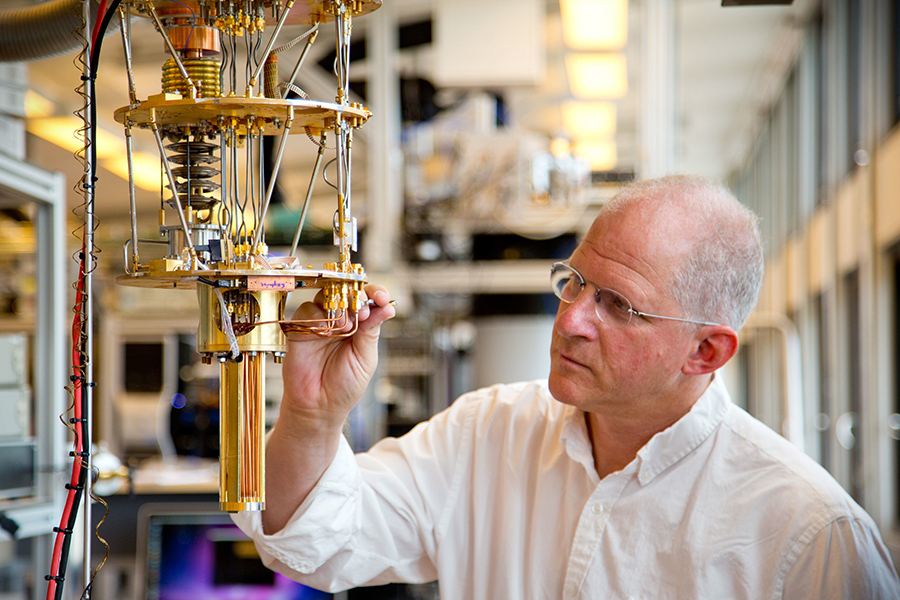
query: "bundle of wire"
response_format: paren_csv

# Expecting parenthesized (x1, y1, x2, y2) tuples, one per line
(45, 2, 120, 598)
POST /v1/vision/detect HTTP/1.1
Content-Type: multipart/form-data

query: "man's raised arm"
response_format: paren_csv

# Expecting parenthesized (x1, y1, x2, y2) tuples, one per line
(261, 284, 395, 534)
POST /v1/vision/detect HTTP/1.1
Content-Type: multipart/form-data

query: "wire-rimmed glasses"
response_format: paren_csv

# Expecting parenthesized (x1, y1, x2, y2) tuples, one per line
(550, 261, 722, 327)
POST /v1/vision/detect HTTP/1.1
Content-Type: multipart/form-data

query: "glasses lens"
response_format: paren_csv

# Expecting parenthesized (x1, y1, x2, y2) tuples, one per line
(594, 288, 634, 326)
(550, 264, 582, 303)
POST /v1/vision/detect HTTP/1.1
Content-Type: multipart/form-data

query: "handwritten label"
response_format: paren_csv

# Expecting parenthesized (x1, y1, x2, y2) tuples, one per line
(247, 276, 296, 292)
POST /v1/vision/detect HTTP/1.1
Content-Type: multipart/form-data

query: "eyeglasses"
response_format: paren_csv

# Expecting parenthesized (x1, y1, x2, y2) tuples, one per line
(550, 261, 722, 328)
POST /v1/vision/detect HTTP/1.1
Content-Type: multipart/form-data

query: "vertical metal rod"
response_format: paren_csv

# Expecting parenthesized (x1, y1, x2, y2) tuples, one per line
(280, 26, 318, 99)
(232, 135, 241, 246)
(125, 125, 138, 270)
(220, 129, 229, 241)
(290, 134, 326, 257)
(247, 0, 296, 95)
(81, 0, 93, 591)
(252, 111, 293, 248)
(150, 114, 196, 255)
(118, 5, 138, 105)
(147, 4, 198, 98)
(333, 6, 350, 262)
(257, 132, 264, 233)
(244, 129, 252, 245)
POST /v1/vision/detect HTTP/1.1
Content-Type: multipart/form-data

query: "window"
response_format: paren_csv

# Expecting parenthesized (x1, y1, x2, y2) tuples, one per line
(842, 270, 864, 502)
(814, 294, 831, 473)
(847, 0, 864, 166)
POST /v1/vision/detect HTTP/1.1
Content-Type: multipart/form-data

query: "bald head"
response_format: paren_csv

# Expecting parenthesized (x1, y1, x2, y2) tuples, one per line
(599, 175, 763, 330)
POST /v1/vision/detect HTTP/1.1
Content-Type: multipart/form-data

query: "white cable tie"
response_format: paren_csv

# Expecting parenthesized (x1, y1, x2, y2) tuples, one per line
(214, 287, 242, 360)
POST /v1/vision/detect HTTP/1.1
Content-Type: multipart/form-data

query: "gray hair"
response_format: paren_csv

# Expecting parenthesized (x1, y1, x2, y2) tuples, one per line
(604, 175, 764, 330)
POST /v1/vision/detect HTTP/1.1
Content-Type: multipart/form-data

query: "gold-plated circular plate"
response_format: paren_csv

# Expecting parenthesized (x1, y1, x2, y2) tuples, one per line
(129, 0, 382, 25)
(114, 96, 370, 133)
(283, 0, 383, 25)
(116, 266, 367, 290)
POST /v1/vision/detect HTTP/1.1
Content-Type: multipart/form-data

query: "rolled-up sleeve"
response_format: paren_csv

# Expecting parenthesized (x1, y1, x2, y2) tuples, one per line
(231, 393, 477, 592)
(779, 516, 900, 600)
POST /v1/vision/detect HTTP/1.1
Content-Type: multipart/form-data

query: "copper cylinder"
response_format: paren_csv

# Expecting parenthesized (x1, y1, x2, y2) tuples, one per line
(165, 26, 221, 58)
(263, 53, 278, 98)
(155, 1, 221, 57)
(220, 352, 265, 512)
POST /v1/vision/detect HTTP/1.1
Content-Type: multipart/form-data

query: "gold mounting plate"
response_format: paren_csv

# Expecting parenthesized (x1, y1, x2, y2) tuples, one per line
(114, 96, 370, 134)
(132, 0, 383, 24)
(116, 266, 367, 290)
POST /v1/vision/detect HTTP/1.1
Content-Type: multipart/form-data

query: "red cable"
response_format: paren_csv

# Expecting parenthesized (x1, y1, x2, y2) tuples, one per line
(49, 3, 112, 597)
(91, 1, 109, 49)
(46, 241, 88, 600)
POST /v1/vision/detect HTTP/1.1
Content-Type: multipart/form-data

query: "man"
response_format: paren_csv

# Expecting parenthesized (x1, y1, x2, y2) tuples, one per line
(233, 175, 900, 599)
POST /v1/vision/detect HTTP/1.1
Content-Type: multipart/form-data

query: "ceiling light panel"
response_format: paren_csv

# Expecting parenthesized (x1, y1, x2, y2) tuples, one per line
(560, 0, 628, 50)
(562, 101, 617, 140)
(565, 53, 628, 99)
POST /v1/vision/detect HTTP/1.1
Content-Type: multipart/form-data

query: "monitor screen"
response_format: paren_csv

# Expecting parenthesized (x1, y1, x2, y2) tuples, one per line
(140, 507, 330, 600)
(124, 342, 165, 393)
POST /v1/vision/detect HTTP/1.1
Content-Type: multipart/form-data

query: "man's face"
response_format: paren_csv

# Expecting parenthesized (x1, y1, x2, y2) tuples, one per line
(548, 205, 700, 416)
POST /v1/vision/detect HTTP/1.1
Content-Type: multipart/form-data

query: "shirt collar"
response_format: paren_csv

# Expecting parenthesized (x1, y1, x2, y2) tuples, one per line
(559, 402, 597, 477)
(557, 375, 732, 485)
(634, 374, 731, 485)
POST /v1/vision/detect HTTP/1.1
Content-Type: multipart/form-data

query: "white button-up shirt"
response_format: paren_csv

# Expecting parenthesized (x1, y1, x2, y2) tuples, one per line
(234, 377, 900, 599)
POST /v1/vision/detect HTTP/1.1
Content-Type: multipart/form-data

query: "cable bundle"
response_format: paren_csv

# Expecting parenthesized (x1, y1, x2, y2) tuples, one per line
(45, 2, 120, 599)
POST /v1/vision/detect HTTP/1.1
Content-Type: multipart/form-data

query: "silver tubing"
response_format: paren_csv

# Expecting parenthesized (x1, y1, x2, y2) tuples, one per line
(125, 125, 138, 269)
(247, 0, 295, 96)
(220, 129, 229, 241)
(252, 110, 293, 248)
(81, 0, 93, 590)
(244, 129, 252, 245)
(333, 5, 349, 258)
(118, 5, 137, 105)
(280, 25, 318, 99)
(290, 134, 326, 257)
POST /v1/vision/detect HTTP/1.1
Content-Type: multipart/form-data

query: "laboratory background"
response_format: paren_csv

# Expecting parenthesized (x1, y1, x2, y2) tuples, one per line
(0, 0, 898, 598)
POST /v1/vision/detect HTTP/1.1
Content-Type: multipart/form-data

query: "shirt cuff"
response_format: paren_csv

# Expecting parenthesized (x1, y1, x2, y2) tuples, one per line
(231, 434, 361, 575)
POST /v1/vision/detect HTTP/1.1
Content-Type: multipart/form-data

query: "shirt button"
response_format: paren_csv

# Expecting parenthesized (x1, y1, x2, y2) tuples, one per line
(565, 584, 578, 598)
(591, 503, 604, 514)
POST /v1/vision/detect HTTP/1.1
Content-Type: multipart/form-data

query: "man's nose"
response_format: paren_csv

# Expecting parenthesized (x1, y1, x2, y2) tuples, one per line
(555, 290, 598, 335)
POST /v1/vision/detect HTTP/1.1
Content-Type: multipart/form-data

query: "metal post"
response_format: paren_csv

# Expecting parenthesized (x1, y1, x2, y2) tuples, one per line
(364, 0, 401, 272)
(640, 0, 675, 179)
(81, 0, 94, 591)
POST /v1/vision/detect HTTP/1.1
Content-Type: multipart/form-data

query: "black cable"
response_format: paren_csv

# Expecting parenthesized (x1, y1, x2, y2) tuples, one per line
(50, 4, 122, 599)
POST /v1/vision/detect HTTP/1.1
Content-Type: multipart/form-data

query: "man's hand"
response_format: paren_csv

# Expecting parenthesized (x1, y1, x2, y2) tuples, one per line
(280, 283, 395, 428)
(262, 283, 395, 534)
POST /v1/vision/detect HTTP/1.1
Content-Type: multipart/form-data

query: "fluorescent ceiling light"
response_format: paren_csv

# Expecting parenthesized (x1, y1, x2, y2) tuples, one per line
(572, 139, 617, 171)
(565, 53, 628, 99)
(24, 90, 55, 118)
(562, 101, 616, 140)
(26, 117, 122, 159)
(560, 0, 628, 50)
(102, 151, 162, 192)
(28, 116, 162, 191)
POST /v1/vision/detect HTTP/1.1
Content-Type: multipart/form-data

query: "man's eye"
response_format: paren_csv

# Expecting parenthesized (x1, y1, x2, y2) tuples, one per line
(611, 296, 630, 312)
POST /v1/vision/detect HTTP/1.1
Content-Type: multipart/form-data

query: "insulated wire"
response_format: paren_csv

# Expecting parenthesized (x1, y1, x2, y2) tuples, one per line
(45, 2, 121, 598)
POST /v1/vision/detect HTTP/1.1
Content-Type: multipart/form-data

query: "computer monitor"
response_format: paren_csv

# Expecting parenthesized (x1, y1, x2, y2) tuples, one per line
(135, 503, 338, 600)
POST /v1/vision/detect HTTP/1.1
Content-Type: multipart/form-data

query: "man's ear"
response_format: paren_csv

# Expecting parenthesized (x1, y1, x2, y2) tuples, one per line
(682, 326, 739, 375)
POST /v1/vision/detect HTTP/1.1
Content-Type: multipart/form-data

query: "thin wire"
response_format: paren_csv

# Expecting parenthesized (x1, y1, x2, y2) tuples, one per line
(163, 0, 196, 52)
(322, 157, 339, 191)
